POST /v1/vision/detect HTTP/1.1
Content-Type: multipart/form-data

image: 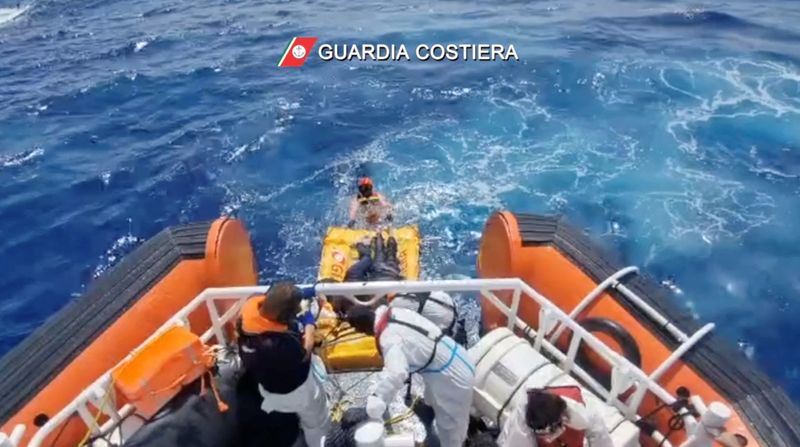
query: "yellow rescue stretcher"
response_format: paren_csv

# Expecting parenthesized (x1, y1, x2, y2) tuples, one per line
(315, 225, 421, 371)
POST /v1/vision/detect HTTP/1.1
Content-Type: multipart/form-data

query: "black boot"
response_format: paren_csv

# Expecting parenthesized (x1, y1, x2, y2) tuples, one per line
(354, 242, 371, 259)
(385, 236, 398, 262)
(374, 232, 385, 260)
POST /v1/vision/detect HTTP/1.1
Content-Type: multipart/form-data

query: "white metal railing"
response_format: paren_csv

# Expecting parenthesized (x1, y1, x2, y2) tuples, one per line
(13, 277, 715, 447)
(23, 288, 256, 447)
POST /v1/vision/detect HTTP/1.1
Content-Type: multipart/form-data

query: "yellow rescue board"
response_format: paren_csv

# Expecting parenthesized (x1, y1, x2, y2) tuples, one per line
(316, 307, 383, 372)
(317, 225, 421, 281)
(316, 225, 421, 371)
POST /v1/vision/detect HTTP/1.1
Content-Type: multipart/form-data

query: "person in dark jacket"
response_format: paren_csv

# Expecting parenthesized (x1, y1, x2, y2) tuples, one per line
(236, 281, 329, 447)
(344, 232, 402, 282)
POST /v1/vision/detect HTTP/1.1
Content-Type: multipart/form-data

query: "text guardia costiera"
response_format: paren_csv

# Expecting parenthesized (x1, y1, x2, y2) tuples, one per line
(317, 44, 519, 62)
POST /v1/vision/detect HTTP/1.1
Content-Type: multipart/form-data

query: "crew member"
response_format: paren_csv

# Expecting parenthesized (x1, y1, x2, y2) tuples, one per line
(390, 291, 458, 338)
(236, 281, 330, 447)
(345, 304, 475, 447)
(338, 233, 458, 337)
(348, 177, 393, 228)
(498, 387, 613, 447)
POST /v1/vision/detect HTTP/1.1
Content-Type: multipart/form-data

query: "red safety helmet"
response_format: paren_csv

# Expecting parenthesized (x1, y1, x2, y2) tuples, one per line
(358, 177, 374, 188)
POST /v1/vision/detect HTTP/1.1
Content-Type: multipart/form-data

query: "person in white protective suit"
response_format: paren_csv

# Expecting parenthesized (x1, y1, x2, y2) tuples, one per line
(345, 304, 476, 447)
(330, 290, 458, 338)
(389, 291, 458, 337)
(497, 387, 614, 447)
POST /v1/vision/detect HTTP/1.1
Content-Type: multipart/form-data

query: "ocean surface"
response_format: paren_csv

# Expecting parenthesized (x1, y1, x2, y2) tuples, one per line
(1, 0, 799, 401)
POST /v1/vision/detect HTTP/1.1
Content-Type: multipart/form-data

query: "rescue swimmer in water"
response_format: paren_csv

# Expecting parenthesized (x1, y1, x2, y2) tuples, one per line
(235, 282, 330, 447)
(348, 177, 393, 228)
(498, 386, 613, 447)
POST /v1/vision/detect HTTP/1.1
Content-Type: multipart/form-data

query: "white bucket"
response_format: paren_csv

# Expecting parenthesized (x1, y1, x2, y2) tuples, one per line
(354, 420, 385, 447)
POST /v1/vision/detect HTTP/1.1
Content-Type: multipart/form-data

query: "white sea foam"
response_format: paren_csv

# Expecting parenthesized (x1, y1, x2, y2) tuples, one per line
(0, 4, 29, 26)
(0, 148, 44, 169)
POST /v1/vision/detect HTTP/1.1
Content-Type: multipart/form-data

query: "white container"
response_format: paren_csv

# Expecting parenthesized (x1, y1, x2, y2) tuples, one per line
(468, 327, 563, 425)
(354, 421, 385, 447)
(468, 328, 642, 447)
(383, 433, 416, 446)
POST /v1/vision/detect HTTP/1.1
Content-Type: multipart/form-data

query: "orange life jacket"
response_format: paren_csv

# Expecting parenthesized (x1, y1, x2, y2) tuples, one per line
(357, 192, 384, 206)
(357, 192, 385, 224)
(236, 295, 309, 395)
(537, 386, 586, 447)
(239, 295, 289, 334)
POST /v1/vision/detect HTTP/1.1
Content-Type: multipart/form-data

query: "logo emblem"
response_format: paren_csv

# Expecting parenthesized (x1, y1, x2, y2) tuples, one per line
(333, 250, 345, 263)
(278, 37, 318, 67)
(291, 45, 306, 59)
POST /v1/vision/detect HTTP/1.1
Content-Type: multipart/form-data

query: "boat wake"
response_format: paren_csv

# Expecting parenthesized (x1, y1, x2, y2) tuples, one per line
(0, 4, 29, 27)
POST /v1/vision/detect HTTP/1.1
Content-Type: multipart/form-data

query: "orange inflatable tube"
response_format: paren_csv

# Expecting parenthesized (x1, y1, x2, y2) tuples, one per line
(477, 211, 800, 447)
(0, 217, 258, 447)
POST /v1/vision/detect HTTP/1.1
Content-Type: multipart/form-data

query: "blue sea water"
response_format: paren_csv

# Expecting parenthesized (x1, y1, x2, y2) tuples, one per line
(1, 0, 799, 402)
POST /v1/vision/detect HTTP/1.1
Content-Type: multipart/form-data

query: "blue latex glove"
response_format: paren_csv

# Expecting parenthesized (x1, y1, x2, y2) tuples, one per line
(298, 309, 315, 327)
(300, 285, 316, 299)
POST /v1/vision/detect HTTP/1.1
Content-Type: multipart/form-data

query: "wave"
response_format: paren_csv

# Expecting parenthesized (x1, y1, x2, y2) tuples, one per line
(645, 10, 754, 28)
(596, 9, 800, 43)
(0, 148, 44, 169)
(0, 4, 29, 26)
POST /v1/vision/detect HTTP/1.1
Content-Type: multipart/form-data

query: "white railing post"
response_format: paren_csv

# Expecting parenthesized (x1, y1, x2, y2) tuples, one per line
(508, 288, 522, 330)
(206, 298, 227, 345)
(533, 308, 551, 352)
(548, 266, 638, 343)
(76, 403, 100, 436)
(649, 323, 715, 381)
(563, 331, 582, 372)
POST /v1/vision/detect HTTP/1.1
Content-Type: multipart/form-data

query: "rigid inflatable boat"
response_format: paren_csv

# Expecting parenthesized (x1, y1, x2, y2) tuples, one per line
(0, 212, 797, 447)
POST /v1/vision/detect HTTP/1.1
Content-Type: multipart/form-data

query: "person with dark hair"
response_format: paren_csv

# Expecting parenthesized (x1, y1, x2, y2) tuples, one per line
(498, 386, 613, 447)
(236, 281, 330, 447)
(341, 232, 461, 340)
(348, 176, 393, 228)
(344, 304, 475, 447)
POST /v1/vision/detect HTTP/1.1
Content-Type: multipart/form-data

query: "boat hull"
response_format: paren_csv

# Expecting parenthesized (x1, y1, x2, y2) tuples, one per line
(477, 211, 800, 447)
(0, 217, 258, 446)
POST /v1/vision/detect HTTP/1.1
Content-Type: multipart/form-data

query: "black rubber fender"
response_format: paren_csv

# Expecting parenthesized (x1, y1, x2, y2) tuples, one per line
(575, 317, 642, 387)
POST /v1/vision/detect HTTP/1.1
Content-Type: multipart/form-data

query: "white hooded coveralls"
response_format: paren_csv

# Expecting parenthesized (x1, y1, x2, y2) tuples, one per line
(390, 291, 457, 335)
(257, 354, 330, 447)
(371, 305, 475, 447)
(497, 389, 614, 447)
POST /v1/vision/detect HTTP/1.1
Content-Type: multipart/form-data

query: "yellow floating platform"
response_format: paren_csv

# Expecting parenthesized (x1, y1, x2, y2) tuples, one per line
(316, 225, 421, 371)
(318, 225, 421, 281)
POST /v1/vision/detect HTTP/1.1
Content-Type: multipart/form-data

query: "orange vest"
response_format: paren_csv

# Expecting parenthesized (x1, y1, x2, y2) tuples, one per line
(357, 193, 385, 224)
(537, 386, 586, 447)
(357, 192, 384, 205)
(239, 295, 288, 334)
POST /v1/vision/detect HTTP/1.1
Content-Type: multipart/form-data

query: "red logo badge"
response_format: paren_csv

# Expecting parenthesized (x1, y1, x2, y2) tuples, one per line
(333, 250, 345, 263)
(278, 37, 318, 67)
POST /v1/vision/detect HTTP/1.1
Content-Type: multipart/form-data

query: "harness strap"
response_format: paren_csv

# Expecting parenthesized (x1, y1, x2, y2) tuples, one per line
(399, 292, 458, 335)
(374, 308, 446, 374)
(388, 317, 446, 374)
